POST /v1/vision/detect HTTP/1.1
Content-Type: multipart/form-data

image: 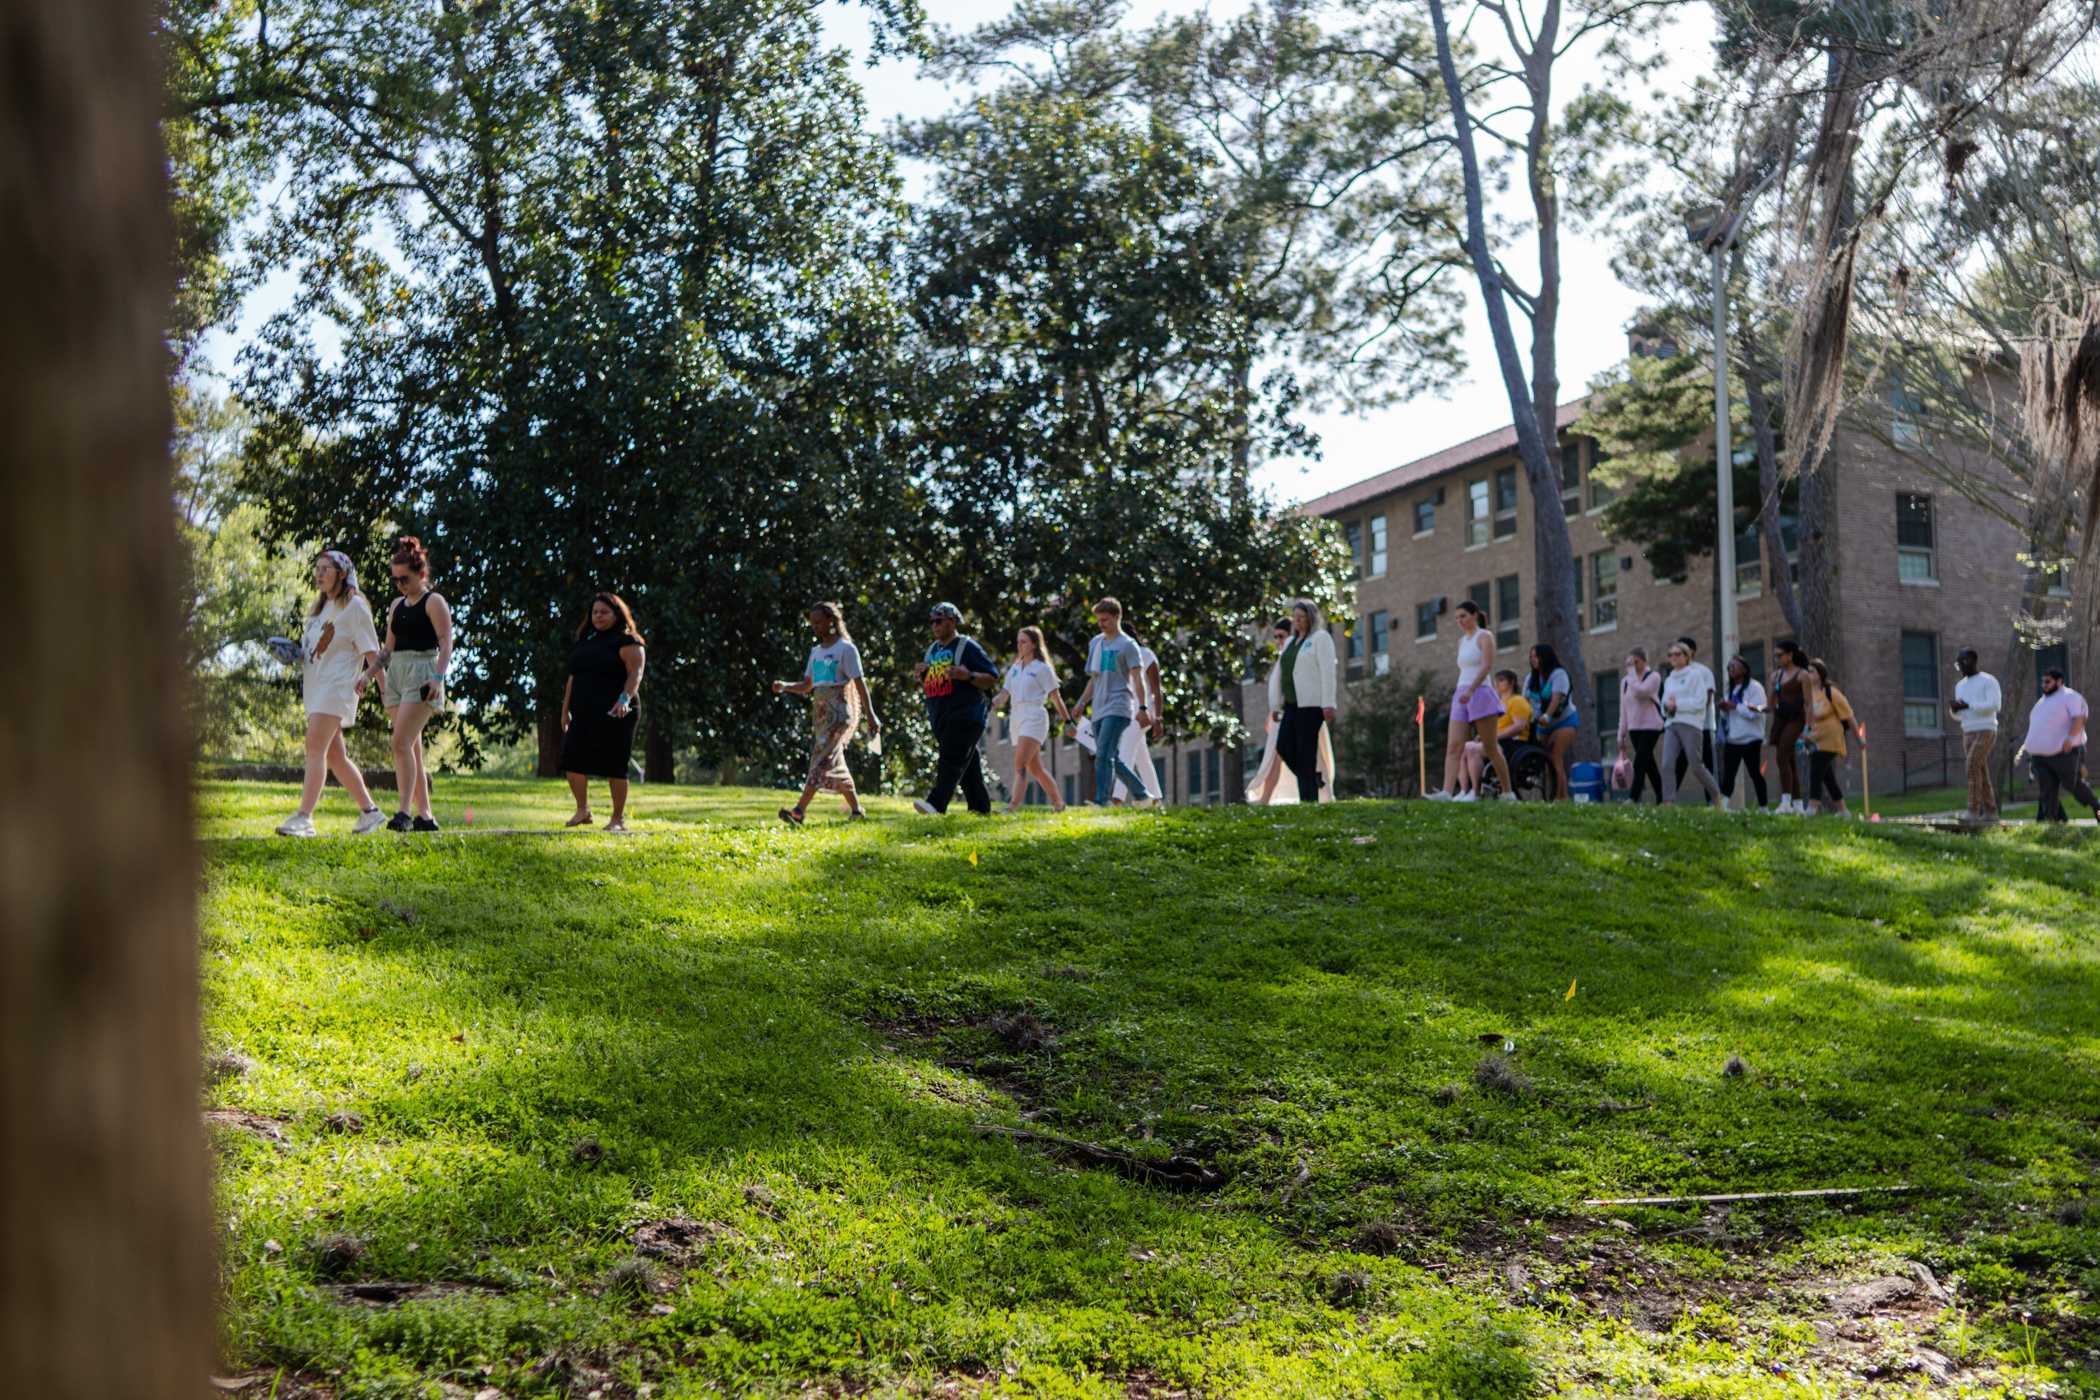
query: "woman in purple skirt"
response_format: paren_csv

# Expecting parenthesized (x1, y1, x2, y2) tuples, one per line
(1427, 599, 1515, 802)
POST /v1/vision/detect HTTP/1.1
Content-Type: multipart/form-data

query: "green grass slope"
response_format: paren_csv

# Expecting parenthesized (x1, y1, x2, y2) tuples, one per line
(200, 779, 2100, 1397)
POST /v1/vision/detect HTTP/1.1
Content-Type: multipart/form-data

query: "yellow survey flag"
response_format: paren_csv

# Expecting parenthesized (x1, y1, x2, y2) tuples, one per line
(968, 850, 979, 867)
(1565, 978, 1578, 1000)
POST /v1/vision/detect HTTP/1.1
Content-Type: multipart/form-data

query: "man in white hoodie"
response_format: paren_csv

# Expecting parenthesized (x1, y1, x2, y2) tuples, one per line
(1948, 647, 2001, 823)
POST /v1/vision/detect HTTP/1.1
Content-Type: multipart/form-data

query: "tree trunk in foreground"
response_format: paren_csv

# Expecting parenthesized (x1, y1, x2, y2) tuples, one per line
(0, 0, 213, 1395)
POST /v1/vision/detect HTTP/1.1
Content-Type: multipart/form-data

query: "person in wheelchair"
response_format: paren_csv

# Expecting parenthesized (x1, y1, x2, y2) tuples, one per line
(1462, 671, 1531, 798)
(1474, 671, 1556, 801)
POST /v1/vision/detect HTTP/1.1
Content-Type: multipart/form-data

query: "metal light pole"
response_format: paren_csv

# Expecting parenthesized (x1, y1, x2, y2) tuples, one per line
(1685, 208, 1741, 666)
(1709, 244, 1738, 664)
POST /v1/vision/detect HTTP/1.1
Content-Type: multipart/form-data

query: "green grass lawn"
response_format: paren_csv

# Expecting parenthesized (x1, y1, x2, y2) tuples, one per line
(201, 777, 2100, 1397)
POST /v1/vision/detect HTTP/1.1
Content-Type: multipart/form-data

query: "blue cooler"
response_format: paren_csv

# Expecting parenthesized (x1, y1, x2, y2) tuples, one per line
(1569, 761, 1606, 804)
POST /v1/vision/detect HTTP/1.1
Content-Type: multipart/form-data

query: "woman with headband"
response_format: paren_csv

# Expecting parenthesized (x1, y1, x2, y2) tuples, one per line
(276, 549, 388, 837)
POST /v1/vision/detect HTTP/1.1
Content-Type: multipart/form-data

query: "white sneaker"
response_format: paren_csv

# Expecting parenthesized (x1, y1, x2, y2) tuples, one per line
(275, 813, 317, 838)
(912, 799, 939, 816)
(1425, 790, 1453, 802)
(1453, 790, 1478, 803)
(351, 807, 388, 835)
(1499, 792, 1520, 802)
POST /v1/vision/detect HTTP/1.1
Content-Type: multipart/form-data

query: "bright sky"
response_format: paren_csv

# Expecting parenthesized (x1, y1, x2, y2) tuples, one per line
(826, 0, 1720, 506)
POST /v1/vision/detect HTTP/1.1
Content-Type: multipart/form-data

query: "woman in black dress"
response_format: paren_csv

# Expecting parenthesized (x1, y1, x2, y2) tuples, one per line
(560, 592, 647, 831)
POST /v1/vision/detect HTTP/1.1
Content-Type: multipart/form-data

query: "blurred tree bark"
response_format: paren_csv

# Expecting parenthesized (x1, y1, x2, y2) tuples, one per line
(0, 0, 212, 1395)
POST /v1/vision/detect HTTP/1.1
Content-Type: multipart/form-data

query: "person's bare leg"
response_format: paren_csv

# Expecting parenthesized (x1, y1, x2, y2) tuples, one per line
(1548, 729, 1572, 801)
(1475, 718, 1513, 794)
(607, 777, 630, 829)
(325, 728, 377, 811)
(296, 714, 334, 817)
(837, 779, 862, 816)
(565, 772, 593, 825)
(1256, 751, 1283, 803)
(1028, 751, 1063, 810)
(390, 701, 432, 815)
(1461, 743, 1483, 792)
(1008, 738, 1041, 812)
(412, 733, 432, 818)
(1439, 723, 1469, 794)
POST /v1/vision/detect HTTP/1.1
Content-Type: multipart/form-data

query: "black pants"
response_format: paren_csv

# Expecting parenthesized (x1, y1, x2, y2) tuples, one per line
(1721, 741, 1768, 807)
(1673, 731, 1714, 790)
(927, 709, 991, 814)
(1276, 705, 1326, 801)
(1627, 729, 1663, 804)
(1808, 750, 1844, 805)
(2031, 748, 2099, 822)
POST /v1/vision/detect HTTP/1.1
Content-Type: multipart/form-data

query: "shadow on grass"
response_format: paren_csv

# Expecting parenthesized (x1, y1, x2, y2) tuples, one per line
(202, 797, 2100, 1391)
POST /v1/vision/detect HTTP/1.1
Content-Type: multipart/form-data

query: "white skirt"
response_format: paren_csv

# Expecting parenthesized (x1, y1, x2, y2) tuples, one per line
(1011, 706, 1051, 743)
(303, 660, 362, 725)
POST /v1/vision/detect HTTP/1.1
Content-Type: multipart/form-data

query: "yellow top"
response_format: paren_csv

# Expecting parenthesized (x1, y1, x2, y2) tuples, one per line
(1811, 685, 1853, 755)
(1499, 692, 1533, 739)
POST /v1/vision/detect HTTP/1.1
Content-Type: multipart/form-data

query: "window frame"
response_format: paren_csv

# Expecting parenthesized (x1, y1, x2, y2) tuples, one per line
(1492, 465, 1519, 539)
(1896, 492, 1937, 584)
(1414, 599, 1439, 642)
(1494, 573, 1520, 649)
(1369, 609, 1391, 676)
(1588, 549, 1619, 632)
(1368, 513, 1388, 578)
(1466, 479, 1491, 548)
(1412, 497, 1435, 537)
(1344, 519, 1365, 580)
(1900, 630, 1942, 735)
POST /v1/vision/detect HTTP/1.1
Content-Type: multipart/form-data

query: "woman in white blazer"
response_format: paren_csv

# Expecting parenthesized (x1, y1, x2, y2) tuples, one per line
(1267, 599, 1339, 802)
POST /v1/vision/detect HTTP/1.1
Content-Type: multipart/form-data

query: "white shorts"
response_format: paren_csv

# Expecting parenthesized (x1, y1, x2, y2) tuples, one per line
(1011, 707, 1050, 744)
(303, 664, 361, 725)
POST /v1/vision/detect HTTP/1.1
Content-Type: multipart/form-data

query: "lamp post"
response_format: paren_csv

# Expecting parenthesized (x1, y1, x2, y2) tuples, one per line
(1685, 208, 1742, 666)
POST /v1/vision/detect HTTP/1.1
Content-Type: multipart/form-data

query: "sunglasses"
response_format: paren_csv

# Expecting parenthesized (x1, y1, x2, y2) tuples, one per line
(392, 572, 415, 585)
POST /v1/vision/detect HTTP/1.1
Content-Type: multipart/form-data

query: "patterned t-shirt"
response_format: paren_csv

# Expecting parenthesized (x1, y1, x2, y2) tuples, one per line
(806, 637, 863, 688)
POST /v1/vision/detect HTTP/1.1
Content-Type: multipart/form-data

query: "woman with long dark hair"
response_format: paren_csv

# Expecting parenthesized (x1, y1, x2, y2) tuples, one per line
(277, 550, 388, 837)
(378, 536, 453, 831)
(560, 592, 646, 832)
(1768, 640, 1810, 814)
(1524, 642, 1579, 801)
(1717, 654, 1770, 810)
(1428, 599, 1512, 802)
(1804, 658, 1855, 816)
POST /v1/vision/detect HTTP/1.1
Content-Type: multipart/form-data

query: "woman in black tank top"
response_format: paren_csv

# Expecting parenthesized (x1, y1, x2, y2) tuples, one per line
(379, 536, 454, 831)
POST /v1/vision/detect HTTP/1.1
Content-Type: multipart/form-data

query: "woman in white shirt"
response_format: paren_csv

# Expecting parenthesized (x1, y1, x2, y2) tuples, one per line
(1716, 655, 1770, 809)
(1660, 639, 1725, 809)
(1267, 599, 1340, 802)
(277, 550, 388, 837)
(993, 625, 1071, 812)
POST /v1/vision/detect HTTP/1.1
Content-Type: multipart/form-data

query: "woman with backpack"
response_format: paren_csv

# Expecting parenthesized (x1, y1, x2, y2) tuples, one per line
(377, 536, 452, 832)
(1804, 659, 1856, 816)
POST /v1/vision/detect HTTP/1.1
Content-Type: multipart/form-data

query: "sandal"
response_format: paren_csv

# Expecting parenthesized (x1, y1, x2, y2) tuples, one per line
(564, 811, 594, 828)
(778, 807, 805, 826)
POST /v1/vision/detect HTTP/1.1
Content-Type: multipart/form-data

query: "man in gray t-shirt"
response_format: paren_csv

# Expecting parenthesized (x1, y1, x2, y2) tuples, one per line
(1066, 597, 1153, 805)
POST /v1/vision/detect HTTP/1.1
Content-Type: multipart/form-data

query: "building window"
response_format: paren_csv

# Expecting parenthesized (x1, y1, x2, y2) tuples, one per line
(1560, 452, 1581, 515)
(1901, 631, 1941, 734)
(1735, 523, 1762, 597)
(1740, 641, 1766, 683)
(1589, 550, 1619, 630)
(1467, 479, 1490, 547)
(1369, 609, 1391, 676)
(1345, 617, 1363, 676)
(1891, 379, 1925, 448)
(1587, 443, 1616, 511)
(1897, 493, 1936, 582)
(1594, 667, 1620, 739)
(1413, 498, 1435, 535)
(1493, 466, 1519, 539)
(1467, 581, 1491, 621)
(1415, 599, 1439, 640)
(1494, 573, 1520, 648)
(1368, 514, 1388, 578)
(1187, 750, 1203, 798)
(1344, 519, 1364, 579)
(1205, 747, 1220, 797)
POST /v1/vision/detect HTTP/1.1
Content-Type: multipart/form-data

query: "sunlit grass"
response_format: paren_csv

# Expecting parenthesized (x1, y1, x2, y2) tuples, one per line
(201, 779, 2100, 1396)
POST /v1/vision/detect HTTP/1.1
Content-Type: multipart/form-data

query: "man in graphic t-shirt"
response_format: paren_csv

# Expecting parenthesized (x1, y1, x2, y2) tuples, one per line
(912, 602, 998, 815)
(1065, 596, 1155, 806)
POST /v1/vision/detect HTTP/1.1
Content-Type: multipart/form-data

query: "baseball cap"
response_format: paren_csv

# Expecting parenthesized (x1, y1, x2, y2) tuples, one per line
(928, 602, 962, 622)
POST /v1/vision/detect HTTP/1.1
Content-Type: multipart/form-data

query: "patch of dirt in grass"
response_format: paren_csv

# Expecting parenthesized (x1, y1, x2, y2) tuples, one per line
(325, 1279, 509, 1307)
(631, 1216, 736, 1265)
(203, 1108, 290, 1148)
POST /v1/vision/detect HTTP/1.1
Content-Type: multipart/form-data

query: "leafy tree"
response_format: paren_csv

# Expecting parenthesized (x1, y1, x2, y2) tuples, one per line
(174, 382, 313, 760)
(1332, 665, 1442, 798)
(902, 73, 1354, 769)
(181, 0, 929, 779)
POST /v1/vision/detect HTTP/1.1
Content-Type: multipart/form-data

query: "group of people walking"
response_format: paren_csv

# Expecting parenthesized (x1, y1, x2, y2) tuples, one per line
(275, 540, 650, 837)
(277, 546, 2096, 833)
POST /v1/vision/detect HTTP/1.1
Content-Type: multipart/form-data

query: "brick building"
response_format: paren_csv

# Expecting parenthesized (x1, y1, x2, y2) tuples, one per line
(979, 389, 2064, 805)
